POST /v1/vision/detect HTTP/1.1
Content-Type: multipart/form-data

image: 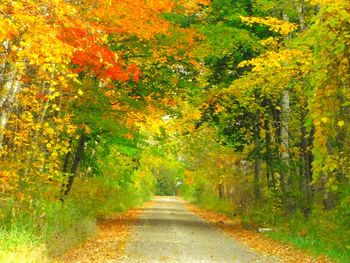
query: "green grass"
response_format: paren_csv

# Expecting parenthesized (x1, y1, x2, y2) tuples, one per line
(266, 228, 350, 263)
(0, 177, 154, 262)
(265, 208, 350, 263)
(182, 187, 350, 263)
(241, 208, 350, 262)
(0, 198, 97, 260)
(42, 200, 97, 256)
(0, 227, 49, 263)
(181, 188, 235, 215)
(195, 195, 234, 215)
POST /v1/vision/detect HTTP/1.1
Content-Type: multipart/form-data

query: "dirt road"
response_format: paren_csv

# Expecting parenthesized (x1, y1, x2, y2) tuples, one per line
(120, 196, 279, 263)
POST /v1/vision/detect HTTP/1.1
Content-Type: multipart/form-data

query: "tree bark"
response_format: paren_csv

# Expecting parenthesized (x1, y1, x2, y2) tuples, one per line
(297, 1, 306, 32)
(254, 110, 261, 201)
(280, 13, 292, 213)
(264, 119, 275, 188)
(61, 133, 86, 200)
(0, 72, 21, 147)
(0, 40, 22, 147)
(300, 110, 314, 217)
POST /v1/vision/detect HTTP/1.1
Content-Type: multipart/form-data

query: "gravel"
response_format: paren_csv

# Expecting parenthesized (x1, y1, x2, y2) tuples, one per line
(119, 196, 279, 263)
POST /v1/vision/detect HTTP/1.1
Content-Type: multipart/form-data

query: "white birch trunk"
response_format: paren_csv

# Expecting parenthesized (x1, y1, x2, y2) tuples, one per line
(281, 89, 290, 162)
(281, 12, 291, 166)
(0, 39, 24, 147)
(0, 70, 21, 146)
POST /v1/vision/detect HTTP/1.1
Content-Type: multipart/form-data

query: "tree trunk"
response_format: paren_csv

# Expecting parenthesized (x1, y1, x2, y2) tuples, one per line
(281, 90, 290, 172)
(0, 111, 9, 146)
(218, 182, 224, 199)
(0, 72, 21, 147)
(0, 40, 22, 147)
(300, 111, 314, 217)
(297, 1, 306, 32)
(254, 110, 261, 201)
(297, 1, 312, 217)
(62, 140, 72, 174)
(281, 13, 291, 213)
(61, 133, 86, 200)
(264, 119, 275, 188)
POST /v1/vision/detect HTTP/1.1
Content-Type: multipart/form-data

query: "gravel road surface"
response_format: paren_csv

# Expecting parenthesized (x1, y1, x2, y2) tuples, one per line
(120, 196, 279, 263)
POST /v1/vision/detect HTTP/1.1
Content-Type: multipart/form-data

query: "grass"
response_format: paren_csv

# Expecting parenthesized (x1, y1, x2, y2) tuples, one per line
(182, 189, 350, 263)
(0, 177, 153, 262)
(0, 198, 97, 260)
(266, 228, 350, 263)
(182, 190, 235, 217)
(261, 207, 350, 263)
(244, 209, 350, 262)
(0, 227, 49, 263)
(42, 201, 97, 256)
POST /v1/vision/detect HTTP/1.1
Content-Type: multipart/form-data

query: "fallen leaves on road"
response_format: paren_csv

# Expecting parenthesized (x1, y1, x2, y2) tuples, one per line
(185, 203, 331, 263)
(56, 201, 154, 263)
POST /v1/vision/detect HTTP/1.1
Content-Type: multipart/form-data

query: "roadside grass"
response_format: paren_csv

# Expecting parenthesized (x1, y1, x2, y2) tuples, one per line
(42, 200, 97, 256)
(180, 187, 235, 215)
(0, 198, 97, 260)
(183, 192, 350, 263)
(0, 177, 153, 262)
(266, 229, 350, 263)
(194, 195, 234, 215)
(264, 212, 350, 263)
(260, 205, 350, 263)
(0, 226, 49, 263)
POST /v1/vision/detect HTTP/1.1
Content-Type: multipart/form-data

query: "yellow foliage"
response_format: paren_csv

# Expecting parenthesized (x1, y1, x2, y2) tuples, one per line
(240, 16, 297, 36)
(338, 120, 345, 127)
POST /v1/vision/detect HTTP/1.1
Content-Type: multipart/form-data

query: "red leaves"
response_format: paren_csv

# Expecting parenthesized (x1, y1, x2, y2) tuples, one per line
(127, 64, 141, 82)
(107, 66, 128, 81)
(58, 27, 140, 82)
(35, 92, 48, 102)
(70, 44, 115, 76)
(59, 27, 94, 47)
(106, 64, 141, 82)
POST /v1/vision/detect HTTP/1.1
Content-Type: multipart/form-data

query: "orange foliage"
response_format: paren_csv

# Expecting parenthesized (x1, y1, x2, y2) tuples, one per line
(79, 0, 209, 39)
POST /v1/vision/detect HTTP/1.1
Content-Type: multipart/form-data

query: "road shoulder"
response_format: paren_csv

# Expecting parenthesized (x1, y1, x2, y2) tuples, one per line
(185, 202, 330, 263)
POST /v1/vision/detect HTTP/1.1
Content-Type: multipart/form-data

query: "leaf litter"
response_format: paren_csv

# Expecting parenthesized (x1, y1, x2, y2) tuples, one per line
(185, 202, 331, 263)
(56, 201, 154, 263)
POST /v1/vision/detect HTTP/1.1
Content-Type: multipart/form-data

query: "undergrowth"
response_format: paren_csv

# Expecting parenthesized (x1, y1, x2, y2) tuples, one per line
(265, 211, 350, 263)
(0, 176, 153, 262)
(182, 189, 350, 263)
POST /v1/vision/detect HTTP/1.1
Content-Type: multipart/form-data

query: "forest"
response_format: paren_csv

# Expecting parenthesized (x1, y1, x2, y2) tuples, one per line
(0, 0, 349, 262)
